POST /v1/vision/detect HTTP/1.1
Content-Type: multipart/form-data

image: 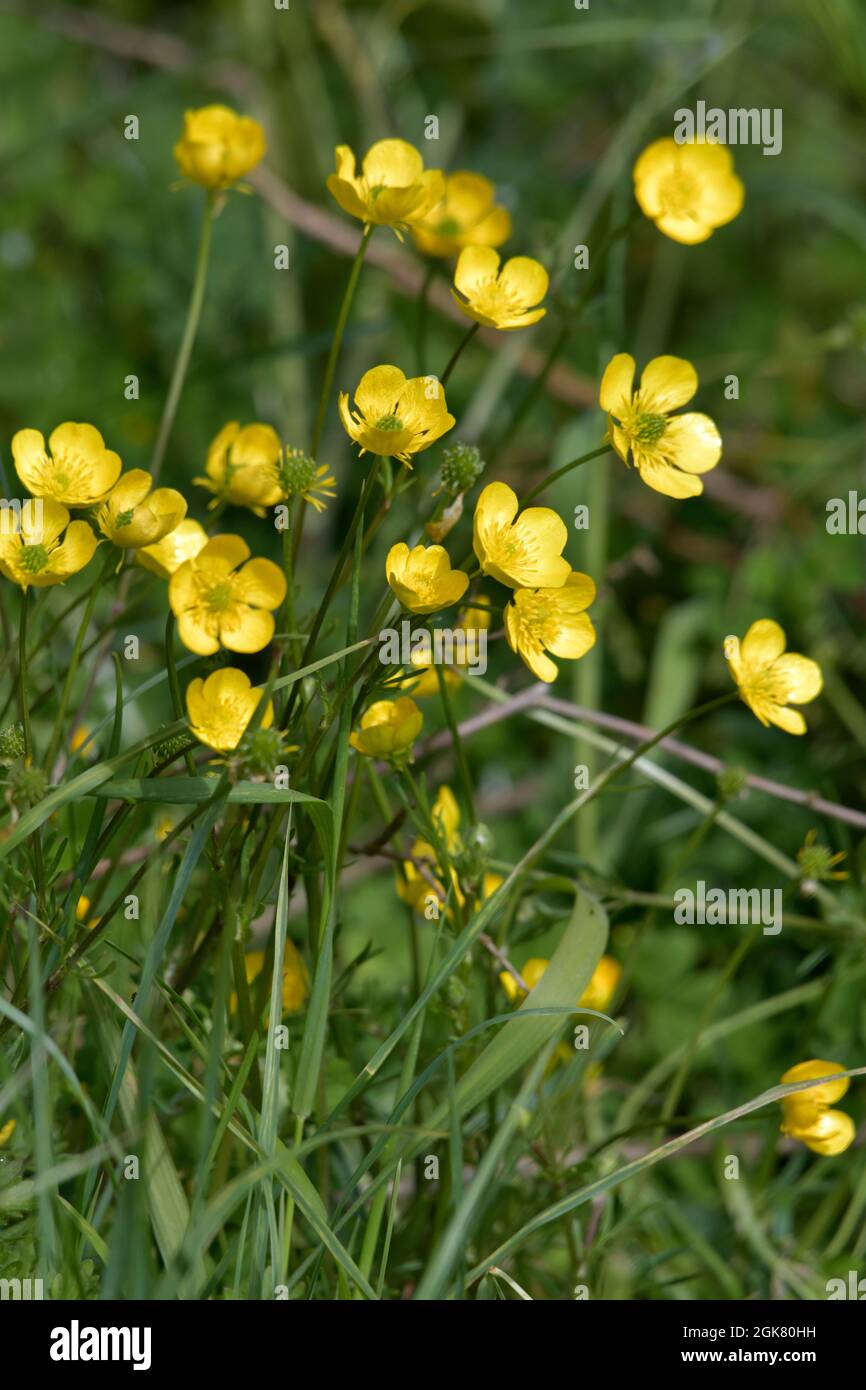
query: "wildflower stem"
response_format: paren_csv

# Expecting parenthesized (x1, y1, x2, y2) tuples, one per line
(17, 588, 47, 910)
(416, 260, 437, 375)
(435, 661, 476, 823)
(311, 222, 373, 460)
(45, 546, 116, 775)
(164, 612, 198, 775)
(150, 190, 216, 483)
(520, 444, 611, 505)
(18, 588, 35, 765)
(283, 457, 382, 728)
(440, 320, 479, 387)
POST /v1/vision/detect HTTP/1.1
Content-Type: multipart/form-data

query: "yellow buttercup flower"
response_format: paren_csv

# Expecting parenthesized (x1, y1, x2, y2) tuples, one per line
(231, 941, 309, 1016)
(499, 954, 621, 1012)
(173, 105, 266, 189)
(452, 247, 548, 330)
(12, 423, 122, 506)
(411, 171, 511, 259)
(194, 422, 283, 516)
(339, 365, 455, 466)
(95, 469, 187, 549)
(386, 542, 469, 614)
(600, 353, 721, 499)
(634, 138, 744, 245)
(779, 1059, 854, 1156)
(75, 896, 91, 922)
(473, 481, 570, 589)
(350, 697, 423, 759)
(0, 498, 97, 589)
(69, 726, 89, 754)
(169, 534, 286, 655)
(724, 620, 822, 736)
(0, 1119, 15, 1147)
(505, 571, 596, 683)
(185, 667, 274, 753)
(137, 518, 208, 579)
(327, 139, 444, 234)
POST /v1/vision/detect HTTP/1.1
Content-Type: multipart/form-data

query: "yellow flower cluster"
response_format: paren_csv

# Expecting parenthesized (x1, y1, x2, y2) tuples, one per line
(779, 1060, 855, 1156)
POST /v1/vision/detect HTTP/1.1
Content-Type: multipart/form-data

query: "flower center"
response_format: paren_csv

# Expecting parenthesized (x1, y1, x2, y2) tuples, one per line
(374, 414, 405, 432)
(53, 471, 71, 491)
(19, 543, 50, 573)
(436, 216, 462, 238)
(207, 581, 235, 612)
(114, 507, 135, 528)
(632, 412, 667, 444)
(658, 171, 701, 218)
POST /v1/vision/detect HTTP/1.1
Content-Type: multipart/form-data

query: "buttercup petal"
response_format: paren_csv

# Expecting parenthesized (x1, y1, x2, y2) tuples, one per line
(599, 354, 636, 415)
(741, 619, 786, 669)
(638, 356, 698, 413)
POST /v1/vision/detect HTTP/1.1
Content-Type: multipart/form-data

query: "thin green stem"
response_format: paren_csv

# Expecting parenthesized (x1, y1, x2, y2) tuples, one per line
(521, 444, 611, 506)
(435, 660, 476, 823)
(45, 547, 116, 773)
(311, 223, 373, 460)
(151, 191, 216, 482)
(165, 612, 198, 776)
(440, 320, 479, 387)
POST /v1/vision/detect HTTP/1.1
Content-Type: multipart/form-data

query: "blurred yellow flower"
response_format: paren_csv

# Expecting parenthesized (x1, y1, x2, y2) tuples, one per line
(473, 481, 570, 588)
(350, 697, 422, 759)
(600, 353, 721, 499)
(634, 138, 744, 245)
(411, 171, 511, 258)
(75, 895, 101, 931)
(327, 138, 444, 233)
(386, 542, 469, 614)
(505, 570, 596, 683)
(174, 105, 266, 189)
(137, 518, 208, 579)
(452, 248, 547, 330)
(95, 469, 187, 548)
(500, 954, 621, 1012)
(231, 941, 309, 1016)
(185, 667, 274, 753)
(194, 422, 283, 515)
(396, 785, 463, 914)
(0, 498, 96, 589)
(339, 365, 455, 466)
(69, 726, 89, 754)
(155, 816, 175, 842)
(12, 423, 121, 506)
(0, 1119, 15, 1147)
(779, 1059, 854, 1156)
(403, 605, 492, 696)
(724, 620, 822, 736)
(579, 955, 622, 1012)
(169, 534, 286, 655)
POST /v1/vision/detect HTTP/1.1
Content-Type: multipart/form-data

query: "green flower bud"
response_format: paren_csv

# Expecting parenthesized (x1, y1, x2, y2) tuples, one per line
(8, 763, 48, 807)
(439, 441, 484, 500)
(278, 448, 318, 499)
(0, 722, 25, 766)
